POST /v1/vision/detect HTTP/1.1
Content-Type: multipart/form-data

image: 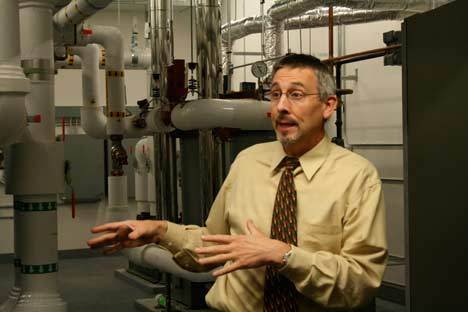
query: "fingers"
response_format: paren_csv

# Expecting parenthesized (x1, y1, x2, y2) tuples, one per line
(103, 243, 123, 255)
(201, 234, 235, 244)
(91, 221, 131, 234)
(87, 232, 118, 249)
(198, 253, 233, 266)
(195, 244, 231, 255)
(212, 261, 244, 277)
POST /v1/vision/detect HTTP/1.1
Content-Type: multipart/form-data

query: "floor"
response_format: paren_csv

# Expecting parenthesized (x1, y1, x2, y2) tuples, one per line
(0, 254, 406, 312)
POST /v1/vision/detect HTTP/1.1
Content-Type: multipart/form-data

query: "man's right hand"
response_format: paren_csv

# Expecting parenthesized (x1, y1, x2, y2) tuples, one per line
(87, 220, 168, 255)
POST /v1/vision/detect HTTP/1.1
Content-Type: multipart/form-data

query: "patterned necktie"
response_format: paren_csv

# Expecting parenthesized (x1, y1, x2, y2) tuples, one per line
(264, 156, 300, 312)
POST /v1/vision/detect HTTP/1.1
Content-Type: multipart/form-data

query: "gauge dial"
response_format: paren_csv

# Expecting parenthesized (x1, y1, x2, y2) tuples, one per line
(251, 61, 268, 78)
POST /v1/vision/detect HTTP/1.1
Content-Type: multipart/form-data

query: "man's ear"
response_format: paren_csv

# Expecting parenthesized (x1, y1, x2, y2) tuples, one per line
(322, 95, 338, 120)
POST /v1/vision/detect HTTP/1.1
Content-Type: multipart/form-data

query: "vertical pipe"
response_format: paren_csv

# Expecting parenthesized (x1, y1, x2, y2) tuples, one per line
(195, 0, 221, 99)
(5, 1, 67, 311)
(328, 5, 334, 60)
(334, 64, 344, 147)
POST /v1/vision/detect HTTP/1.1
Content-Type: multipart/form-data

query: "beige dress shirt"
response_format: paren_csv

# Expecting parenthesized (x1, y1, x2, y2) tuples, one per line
(160, 136, 387, 311)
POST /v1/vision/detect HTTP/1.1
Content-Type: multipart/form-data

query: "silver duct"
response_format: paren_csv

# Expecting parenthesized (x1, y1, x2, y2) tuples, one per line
(196, 0, 222, 99)
(222, 0, 453, 75)
(268, 0, 453, 21)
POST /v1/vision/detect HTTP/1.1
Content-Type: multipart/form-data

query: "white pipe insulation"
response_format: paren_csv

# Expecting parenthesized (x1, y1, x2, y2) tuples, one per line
(53, 0, 114, 29)
(67, 45, 108, 139)
(134, 137, 150, 216)
(55, 47, 152, 70)
(171, 99, 272, 131)
(125, 246, 215, 283)
(0, 0, 30, 147)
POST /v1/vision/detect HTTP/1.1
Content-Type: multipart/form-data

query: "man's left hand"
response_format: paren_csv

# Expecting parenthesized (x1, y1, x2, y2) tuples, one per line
(195, 220, 291, 277)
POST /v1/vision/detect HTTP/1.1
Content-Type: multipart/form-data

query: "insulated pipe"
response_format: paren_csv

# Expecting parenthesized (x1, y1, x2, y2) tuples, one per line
(55, 47, 152, 70)
(267, 0, 453, 21)
(77, 25, 126, 136)
(53, 0, 114, 29)
(6, 0, 67, 310)
(171, 99, 272, 131)
(196, 0, 222, 98)
(134, 138, 150, 216)
(0, 0, 30, 147)
(125, 245, 214, 283)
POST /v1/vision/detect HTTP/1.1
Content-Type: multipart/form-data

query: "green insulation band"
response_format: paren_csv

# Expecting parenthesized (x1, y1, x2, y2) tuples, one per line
(14, 201, 57, 212)
(21, 263, 58, 274)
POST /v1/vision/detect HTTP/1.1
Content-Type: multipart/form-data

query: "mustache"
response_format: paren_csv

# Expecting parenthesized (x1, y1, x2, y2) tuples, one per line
(275, 113, 298, 125)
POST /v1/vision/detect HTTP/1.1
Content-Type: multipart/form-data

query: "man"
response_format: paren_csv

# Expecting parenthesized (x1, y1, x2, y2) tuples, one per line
(88, 54, 387, 311)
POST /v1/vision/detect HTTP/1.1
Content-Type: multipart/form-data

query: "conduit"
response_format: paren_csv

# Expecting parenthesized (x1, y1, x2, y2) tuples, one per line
(134, 138, 150, 216)
(171, 99, 272, 131)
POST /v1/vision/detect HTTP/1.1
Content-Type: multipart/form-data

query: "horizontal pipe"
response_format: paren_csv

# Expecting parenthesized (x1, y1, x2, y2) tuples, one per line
(53, 0, 113, 29)
(171, 99, 272, 131)
(125, 245, 214, 283)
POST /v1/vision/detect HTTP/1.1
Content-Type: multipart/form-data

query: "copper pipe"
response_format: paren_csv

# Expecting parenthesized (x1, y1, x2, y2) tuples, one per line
(326, 44, 401, 65)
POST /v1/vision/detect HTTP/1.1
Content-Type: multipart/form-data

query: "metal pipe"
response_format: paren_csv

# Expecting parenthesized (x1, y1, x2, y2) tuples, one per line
(195, 0, 222, 99)
(328, 6, 334, 60)
(267, 0, 452, 21)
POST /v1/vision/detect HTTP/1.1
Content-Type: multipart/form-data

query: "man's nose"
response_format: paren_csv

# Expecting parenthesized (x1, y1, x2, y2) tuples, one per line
(276, 93, 291, 113)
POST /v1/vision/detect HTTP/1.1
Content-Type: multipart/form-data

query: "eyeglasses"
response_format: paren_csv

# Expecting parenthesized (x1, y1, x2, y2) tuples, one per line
(265, 90, 319, 103)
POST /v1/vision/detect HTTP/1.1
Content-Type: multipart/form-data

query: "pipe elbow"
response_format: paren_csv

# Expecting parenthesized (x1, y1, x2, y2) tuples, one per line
(80, 106, 107, 139)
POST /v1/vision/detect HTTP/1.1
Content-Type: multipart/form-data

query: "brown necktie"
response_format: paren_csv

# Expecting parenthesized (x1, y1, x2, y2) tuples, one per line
(264, 156, 300, 312)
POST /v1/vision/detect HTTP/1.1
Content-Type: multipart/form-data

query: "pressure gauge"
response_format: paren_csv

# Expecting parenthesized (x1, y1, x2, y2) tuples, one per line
(251, 61, 268, 78)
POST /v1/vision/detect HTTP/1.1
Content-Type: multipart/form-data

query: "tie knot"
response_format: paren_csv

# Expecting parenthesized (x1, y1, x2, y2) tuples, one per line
(281, 156, 300, 171)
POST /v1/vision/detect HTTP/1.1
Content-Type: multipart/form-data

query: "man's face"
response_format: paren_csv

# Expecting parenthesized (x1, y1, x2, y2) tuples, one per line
(270, 66, 335, 150)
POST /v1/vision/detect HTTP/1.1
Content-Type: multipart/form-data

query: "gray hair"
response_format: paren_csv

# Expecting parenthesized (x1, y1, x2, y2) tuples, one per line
(271, 53, 336, 102)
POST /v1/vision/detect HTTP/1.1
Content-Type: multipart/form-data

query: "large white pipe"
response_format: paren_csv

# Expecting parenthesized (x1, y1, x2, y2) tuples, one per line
(55, 47, 152, 70)
(125, 245, 214, 283)
(66, 45, 108, 139)
(171, 99, 272, 131)
(0, 0, 30, 147)
(53, 0, 114, 29)
(77, 25, 126, 136)
(134, 138, 150, 215)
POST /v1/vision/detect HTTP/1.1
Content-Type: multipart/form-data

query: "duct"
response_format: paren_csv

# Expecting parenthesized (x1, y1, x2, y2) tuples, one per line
(125, 245, 214, 283)
(267, 0, 453, 21)
(171, 99, 272, 131)
(196, 0, 222, 99)
(0, 0, 30, 147)
(221, 7, 415, 44)
(264, 17, 284, 69)
(53, 0, 114, 29)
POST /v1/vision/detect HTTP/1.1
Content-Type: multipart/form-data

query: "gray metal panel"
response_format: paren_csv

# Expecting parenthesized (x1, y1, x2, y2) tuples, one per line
(403, 1, 468, 310)
(63, 135, 104, 201)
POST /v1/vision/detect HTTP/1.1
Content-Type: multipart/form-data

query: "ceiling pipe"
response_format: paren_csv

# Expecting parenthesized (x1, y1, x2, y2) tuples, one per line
(53, 0, 114, 29)
(267, 0, 453, 21)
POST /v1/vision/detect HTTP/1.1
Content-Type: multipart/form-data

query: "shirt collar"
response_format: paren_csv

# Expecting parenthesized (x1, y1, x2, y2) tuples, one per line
(269, 135, 332, 181)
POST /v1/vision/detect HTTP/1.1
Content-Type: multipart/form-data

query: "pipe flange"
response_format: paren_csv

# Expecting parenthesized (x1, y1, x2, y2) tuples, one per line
(21, 59, 53, 81)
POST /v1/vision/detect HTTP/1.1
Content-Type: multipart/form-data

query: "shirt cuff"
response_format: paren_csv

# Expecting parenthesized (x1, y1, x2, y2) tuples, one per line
(158, 221, 187, 255)
(278, 245, 316, 280)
